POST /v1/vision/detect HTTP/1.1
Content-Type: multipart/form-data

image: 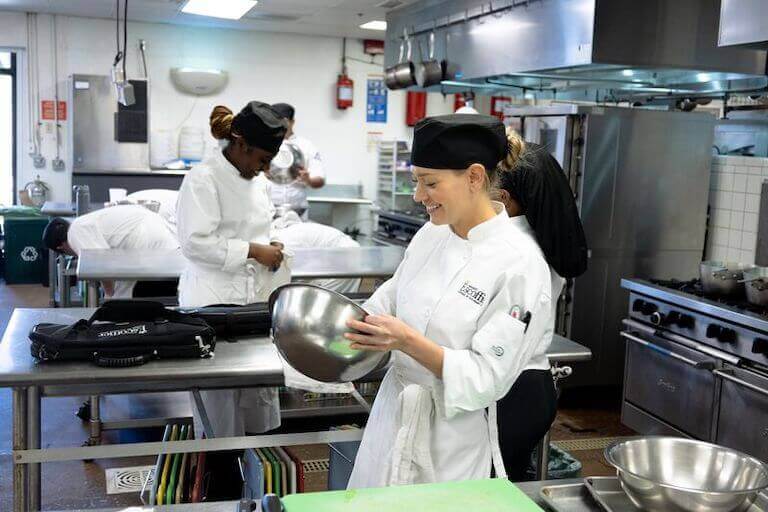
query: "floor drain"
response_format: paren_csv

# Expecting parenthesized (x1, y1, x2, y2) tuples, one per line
(105, 465, 155, 495)
(303, 459, 330, 473)
(553, 437, 630, 452)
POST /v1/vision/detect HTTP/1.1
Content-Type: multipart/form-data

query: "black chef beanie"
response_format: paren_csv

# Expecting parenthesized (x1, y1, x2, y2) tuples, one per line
(271, 103, 295, 121)
(42, 217, 70, 252)
(232, 101, 287, 154)
(500, 143, 589, 278)
(412, 114, 508, 171)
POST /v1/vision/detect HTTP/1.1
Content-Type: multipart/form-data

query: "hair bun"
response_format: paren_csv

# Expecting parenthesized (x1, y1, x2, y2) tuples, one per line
(498, 127, 526, 172)
(210, 105, 235, 140)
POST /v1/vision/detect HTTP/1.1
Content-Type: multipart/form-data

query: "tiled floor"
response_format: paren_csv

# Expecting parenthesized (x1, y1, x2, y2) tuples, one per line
(0, 282, 630, 509)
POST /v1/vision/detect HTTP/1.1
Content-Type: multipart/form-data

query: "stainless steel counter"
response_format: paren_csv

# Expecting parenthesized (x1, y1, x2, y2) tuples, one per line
(41, 201, 103, 217)
(77, 246, 405, 281)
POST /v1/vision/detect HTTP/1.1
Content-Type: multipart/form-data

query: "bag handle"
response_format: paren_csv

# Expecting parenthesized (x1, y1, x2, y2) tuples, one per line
(94, 353, 153, 367)
(89, 300, 190, 324)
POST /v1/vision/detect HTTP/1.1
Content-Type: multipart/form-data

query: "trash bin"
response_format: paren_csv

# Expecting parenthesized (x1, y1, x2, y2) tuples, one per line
(3, 216, 49, 285)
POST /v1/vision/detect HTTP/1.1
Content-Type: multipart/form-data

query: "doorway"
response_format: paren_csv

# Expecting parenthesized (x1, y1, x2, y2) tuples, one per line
(0, 51, 16, 206)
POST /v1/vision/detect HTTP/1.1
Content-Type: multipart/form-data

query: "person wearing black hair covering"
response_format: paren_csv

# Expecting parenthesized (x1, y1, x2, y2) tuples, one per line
(176, 101, 288, 438)
(268, 103, 325, 219)
(343, 114, 553, 488)
(492, 139, 589, 481)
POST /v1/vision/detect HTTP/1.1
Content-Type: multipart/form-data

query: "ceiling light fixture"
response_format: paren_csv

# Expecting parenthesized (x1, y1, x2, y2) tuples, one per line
(360, 20, 387, 31)
(182, 0, 258, 20)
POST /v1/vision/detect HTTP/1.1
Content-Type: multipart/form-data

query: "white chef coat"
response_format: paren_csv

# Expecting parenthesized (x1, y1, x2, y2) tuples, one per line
(269, 134, 324, 218)
(508, 215, 566, 371)
(272, 213, 361, 294)
(348, 203, 552, 489)
(67, 205, 178, 298)
(126, 189, 179, 238)
(176, 150, 290, 438)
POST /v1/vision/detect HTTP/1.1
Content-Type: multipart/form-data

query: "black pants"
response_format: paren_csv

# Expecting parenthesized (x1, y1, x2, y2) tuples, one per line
(496, 369, 557, 481)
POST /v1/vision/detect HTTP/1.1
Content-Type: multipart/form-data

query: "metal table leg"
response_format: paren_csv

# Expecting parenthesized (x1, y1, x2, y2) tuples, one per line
(87, 394, 102, 446)
(13, 387, 28, 512)
(28, 386, 41, 510)
(57, 257, 71, 308)
(48, 250, 57, 307)
(86, 281, 100, 307)
(535, 364, 573, 481)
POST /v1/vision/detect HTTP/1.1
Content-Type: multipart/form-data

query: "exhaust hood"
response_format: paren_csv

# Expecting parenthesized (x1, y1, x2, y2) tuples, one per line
(719, 0, 768, 50)
(385, 0, 767, 97)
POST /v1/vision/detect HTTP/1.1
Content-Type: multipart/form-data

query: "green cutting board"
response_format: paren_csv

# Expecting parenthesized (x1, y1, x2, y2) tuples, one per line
(282, 479, 544, 511)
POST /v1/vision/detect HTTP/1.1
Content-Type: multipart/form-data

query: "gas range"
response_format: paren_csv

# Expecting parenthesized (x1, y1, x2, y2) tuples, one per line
(622, 278, 768, 366)
(620, 278, 768, 462)
(373, 209, 429, 247)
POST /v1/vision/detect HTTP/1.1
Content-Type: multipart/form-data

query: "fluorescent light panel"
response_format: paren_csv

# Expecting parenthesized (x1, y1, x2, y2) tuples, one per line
(182, 0, 258, 20)
(360, 20, 387, 30)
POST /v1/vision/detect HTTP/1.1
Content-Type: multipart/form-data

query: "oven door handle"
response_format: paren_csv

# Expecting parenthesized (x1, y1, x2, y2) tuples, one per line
(620, 331, 715, 370)
(712, 369, 768, 398)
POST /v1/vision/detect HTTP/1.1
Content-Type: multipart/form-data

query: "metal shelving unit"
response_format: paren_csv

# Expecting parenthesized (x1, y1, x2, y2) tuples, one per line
(377, 140, 418, 211)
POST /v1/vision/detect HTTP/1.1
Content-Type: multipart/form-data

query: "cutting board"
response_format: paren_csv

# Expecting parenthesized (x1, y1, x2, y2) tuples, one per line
(282, 478, 544, 512)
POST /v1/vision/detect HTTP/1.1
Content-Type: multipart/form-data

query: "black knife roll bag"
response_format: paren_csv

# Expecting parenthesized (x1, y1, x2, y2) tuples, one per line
(179, 302, 272, 338)
(29, 300, 216, 367)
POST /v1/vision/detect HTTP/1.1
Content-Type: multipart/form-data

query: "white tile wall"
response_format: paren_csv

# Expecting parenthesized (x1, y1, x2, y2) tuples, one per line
(706, 156, 768, 264)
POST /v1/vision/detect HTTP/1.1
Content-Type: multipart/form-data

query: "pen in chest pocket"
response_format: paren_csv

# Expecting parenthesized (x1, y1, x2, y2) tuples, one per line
(510, 305, 533, 333)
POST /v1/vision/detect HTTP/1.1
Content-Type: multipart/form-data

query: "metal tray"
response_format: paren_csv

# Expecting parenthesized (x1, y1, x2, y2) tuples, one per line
(539, 482, 603, 512)
(583, 476, 768, 512)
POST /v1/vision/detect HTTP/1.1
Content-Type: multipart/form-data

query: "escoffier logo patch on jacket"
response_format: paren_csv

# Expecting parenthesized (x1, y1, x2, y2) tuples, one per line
(458, 281, 487, 305)
(97, 325, 149, 338)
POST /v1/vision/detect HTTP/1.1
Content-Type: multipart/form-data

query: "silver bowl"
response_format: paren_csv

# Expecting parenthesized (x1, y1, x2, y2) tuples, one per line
(605, 437, 768, 512)
(268, 283, 389, 383)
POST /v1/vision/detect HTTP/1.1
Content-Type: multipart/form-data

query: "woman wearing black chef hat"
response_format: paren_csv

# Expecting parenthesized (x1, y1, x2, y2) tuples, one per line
(345, 114, 554, 488)
(176, 101, 289, 439)
(494, 139, 589, 480)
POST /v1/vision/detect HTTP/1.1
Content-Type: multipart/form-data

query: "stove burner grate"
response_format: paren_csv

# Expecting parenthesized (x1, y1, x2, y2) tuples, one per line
(650, 278, 768, 317)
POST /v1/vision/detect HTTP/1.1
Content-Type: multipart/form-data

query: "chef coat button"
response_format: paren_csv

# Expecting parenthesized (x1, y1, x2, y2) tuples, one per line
(424, 309, 431, 317)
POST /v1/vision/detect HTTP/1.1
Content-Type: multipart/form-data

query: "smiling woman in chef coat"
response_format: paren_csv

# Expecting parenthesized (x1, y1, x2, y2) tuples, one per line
(494, 140, 589, 480)
(345, 114, 553, 487)
(175, 101, 288, 438)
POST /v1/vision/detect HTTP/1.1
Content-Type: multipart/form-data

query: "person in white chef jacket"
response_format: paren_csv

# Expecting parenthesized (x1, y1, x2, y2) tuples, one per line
(269, 103, 324, 219)
(344, 114, 553, 488)
(494, 140, 589, 480)
(271, 210, 361, 294)
(41, 205, 178, 299)
(176, 101, 288, 438)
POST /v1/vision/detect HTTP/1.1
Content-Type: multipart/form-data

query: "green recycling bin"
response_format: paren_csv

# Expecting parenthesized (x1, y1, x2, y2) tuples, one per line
(3, 217, 49, 285)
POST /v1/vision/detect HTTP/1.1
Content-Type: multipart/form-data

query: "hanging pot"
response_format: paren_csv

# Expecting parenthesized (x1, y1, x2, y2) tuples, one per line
(416, 30, 443, 88)
(441, 30, 458, 82)
(392, 29, 417, 89)
(384, 39, 404, 90)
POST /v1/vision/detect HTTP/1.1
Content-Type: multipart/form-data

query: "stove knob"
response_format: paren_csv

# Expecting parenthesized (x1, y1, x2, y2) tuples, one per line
(638, 302, 658, 316)
(706, 324, 722, 339)
(753, 338, 768, 355)
(720, 328, 737, 344)
(666, 311, 695, 329)
(632, 299, 645, 312)
(650, 312, 666, 326)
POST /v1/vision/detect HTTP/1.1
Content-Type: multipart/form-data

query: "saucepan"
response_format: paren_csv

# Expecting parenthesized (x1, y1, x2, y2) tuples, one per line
(416, 30, 443, 88)
(384, 39, 404, 90)
(743, 266, 768, 307)
(392, 29, 416, 89)
(700, 260, 755, 296)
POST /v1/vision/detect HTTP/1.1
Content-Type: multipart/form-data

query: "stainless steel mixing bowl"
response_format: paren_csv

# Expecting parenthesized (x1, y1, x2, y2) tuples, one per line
(268, 283, 389, 383)
(605, 437, 768, 512)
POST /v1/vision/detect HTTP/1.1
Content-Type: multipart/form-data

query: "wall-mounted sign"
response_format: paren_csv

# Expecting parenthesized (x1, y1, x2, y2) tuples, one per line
(366, 78, 387, 123)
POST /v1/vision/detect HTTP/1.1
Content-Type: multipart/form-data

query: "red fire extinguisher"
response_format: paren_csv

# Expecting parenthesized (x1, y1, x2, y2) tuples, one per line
(406, 91, 427, 126)
(337, 73, 354, 110)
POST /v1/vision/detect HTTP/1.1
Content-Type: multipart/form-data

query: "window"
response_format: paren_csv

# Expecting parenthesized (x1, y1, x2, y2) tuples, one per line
(0, 51, 16, 205)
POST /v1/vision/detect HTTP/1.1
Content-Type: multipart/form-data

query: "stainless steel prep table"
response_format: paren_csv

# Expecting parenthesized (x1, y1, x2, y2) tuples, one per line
(76, 246, 405, 306)
(2, 308, 589, 511)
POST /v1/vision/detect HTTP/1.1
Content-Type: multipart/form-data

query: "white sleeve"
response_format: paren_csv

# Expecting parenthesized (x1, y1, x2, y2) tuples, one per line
(440, 270, 552, 419)
(303, 139, 324, 179)
(176, 173, 249, 272)
(67, 217, 110, 254)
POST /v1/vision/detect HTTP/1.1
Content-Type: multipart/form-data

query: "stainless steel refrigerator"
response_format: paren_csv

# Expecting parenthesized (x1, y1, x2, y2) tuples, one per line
(504, 105, 715, 387)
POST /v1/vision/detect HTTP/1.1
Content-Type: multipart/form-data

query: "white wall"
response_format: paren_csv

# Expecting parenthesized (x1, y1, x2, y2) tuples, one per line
(2, 11, 455, 203)
(705, 155, 767, 264)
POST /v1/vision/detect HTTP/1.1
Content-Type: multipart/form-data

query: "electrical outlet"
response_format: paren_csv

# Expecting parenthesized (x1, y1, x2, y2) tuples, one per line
(52, 158, 65, 171)
(31, 154, 46, 169)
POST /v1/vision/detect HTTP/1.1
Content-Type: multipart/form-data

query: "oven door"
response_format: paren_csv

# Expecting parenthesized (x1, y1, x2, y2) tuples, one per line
(621, 329, 717, 440)
(714, 364, 768, 462)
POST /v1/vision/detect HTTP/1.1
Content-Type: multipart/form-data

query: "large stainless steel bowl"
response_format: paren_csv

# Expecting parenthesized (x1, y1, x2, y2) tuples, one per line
(605, 437, 768, 512)
(268, 283, 389, 383)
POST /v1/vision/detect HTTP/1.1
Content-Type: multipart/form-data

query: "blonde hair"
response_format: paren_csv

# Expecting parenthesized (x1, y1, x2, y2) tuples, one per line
(209, 105, 235, 140)
(480, 127, 526, 192)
